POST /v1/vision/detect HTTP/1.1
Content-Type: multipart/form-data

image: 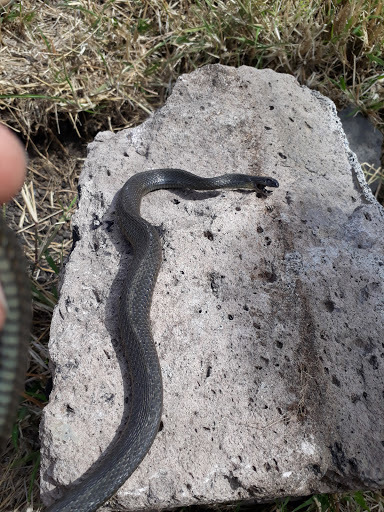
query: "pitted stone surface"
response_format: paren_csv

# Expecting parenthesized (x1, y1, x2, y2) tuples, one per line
(40, 65, 384, 510)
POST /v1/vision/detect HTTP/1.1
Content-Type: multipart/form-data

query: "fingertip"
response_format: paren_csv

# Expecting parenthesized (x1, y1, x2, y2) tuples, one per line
(0, 125, 27, 204)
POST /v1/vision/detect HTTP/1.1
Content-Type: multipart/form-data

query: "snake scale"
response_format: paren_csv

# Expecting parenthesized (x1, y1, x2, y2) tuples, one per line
(0, 217, 30, 449)
(0, 169, 278, 511)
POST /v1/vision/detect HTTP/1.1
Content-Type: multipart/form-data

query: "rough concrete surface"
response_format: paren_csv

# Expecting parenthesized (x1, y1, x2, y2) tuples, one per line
(40, 65, 384, 511)
(338, 106, 383, 170)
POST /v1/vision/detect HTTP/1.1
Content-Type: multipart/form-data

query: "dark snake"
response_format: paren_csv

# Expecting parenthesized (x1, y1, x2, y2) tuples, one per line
(0, 169, 278, 511)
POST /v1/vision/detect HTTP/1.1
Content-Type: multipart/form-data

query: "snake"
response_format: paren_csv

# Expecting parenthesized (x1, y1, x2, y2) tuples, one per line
(43, 169, 277, 511)
(0, 217, 30, 450)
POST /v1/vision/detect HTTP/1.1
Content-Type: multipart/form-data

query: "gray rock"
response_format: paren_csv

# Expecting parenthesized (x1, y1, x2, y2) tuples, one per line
(40, 65, 384, 511)
(338, 106, 383, 170)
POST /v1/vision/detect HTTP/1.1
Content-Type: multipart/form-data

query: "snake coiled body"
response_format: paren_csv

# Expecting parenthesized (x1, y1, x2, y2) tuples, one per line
(47, 169, 279, 511)
(0, 218, 30, 449)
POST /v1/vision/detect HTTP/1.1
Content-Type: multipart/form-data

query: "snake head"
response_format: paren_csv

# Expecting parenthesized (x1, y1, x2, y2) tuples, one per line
(263, 178, 279, 188)
(254, 177, 279, 196)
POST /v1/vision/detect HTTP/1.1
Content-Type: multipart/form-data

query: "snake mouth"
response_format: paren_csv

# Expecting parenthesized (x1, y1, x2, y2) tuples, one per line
(263, 178, 279, 188)
(256, 178, 279, 196)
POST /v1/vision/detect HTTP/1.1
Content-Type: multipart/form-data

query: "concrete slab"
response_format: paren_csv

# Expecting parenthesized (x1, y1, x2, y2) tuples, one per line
(40, 65, 384, 511)
(338, 106, 382, 170)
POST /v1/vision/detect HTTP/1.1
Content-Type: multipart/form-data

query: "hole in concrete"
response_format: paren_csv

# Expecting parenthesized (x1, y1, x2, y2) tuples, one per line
(368, 355, 379, 369)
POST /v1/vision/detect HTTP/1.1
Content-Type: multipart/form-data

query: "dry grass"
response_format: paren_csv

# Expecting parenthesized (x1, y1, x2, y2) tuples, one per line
(0, 0, 383, 510)
(0, 0, 383, 135)
(0, 150, 81, 510)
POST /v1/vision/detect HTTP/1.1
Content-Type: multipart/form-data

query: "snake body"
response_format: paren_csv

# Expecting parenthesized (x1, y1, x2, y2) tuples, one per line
(47, 169, 279, 511)
(0, 218, 30, 449)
